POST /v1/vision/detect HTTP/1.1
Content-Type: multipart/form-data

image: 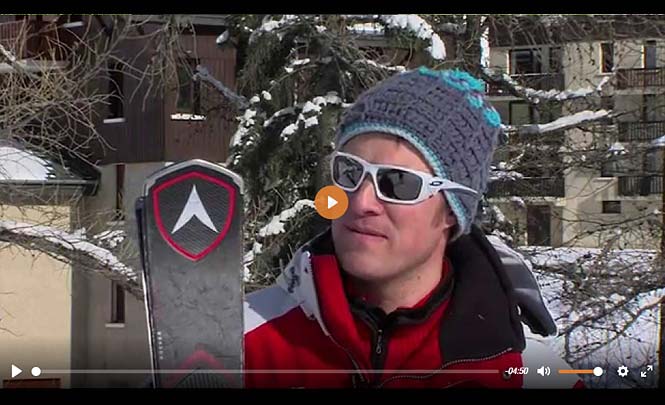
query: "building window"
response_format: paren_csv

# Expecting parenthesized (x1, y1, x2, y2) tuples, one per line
(108, 64, 124, 119)
(176, 58, 201, 115)
(642, 94, 658, 122)
(509, 101, 535, 125)
(110, 280, 125, 324)
(549, 46, 563, 73)
(510, 49, 542, 75)
(645, 149, 663, 174)
(114, 164, 125, 221)
(602, 201, 621, 214)
(644, 40, 657, 69)
(601, 42, 614, 73)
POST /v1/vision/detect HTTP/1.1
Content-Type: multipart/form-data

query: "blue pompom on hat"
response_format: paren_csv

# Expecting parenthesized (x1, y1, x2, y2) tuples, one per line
(335, 66, 503, 241)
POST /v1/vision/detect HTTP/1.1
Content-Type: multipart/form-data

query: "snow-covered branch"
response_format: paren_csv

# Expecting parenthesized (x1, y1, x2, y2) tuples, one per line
(520, 110, 610, 135)
(194, 64, 248, 109)
(435, 22, 466, 35)
(248, 15, 299, 44)
(230, 108, 257, 148)
(503, 110, 611, 136)
(354, 58, 406, 73)
(380, 15, 446, 61)
(258, 200, 315, 238)
(0, 43, 40, 79)
(482, 68, 613, 104)
(0, 220, 142, 299)
(489, 169, 524, 181)
(279, 92, 344, 141)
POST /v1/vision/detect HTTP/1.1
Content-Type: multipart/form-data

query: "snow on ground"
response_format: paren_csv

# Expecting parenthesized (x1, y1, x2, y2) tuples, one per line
(522, 246, 662, 388)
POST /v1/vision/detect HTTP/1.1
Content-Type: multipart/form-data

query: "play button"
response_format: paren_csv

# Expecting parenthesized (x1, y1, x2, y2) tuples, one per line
(11, 364, 22, 378)
(327, 196, 337, 209)
(315, 185, 348, 220)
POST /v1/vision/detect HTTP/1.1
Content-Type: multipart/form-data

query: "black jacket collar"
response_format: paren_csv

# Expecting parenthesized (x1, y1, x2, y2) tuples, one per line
(442, 225, 526, 363)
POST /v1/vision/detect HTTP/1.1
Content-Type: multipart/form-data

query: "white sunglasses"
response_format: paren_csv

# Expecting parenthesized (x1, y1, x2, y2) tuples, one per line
(330, 151, 478, 205)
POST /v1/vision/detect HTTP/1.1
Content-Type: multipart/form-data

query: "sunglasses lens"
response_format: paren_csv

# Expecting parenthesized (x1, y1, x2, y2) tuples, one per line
(377, 169, 422, 201)
(333, 155, 364, 189)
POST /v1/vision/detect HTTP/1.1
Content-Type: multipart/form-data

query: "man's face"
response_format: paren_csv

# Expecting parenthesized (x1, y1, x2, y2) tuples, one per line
(331, 133, 457, 283)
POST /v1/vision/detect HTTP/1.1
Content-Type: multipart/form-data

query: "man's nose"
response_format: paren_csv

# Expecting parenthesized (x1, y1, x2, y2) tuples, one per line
(348, 175, 384, 216)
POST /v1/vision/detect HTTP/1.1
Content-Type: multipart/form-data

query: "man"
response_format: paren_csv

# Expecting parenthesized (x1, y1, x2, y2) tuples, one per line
(244, 67, 583, 388)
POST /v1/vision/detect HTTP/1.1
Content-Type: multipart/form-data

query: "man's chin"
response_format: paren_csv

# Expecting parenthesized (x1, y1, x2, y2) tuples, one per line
(338, 251, 396, 282)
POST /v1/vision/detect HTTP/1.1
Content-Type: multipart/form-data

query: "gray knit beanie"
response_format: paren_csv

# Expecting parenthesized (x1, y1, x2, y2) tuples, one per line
(335, 66, 503, 241)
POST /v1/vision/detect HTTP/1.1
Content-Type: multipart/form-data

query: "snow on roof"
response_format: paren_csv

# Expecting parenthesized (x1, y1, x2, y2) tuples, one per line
(0, 146, 54, 181)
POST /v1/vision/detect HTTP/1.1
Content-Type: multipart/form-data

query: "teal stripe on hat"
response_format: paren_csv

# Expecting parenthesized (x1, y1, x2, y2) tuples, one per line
(338, 122, 470, 240)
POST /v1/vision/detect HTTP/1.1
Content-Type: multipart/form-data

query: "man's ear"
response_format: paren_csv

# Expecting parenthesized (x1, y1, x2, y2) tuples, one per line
(442, 205, 457, 231)
(433, 197, 457, 231)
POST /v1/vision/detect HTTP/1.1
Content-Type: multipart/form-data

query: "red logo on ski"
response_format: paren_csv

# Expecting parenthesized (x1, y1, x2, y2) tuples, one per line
(152, 170, 236, 261)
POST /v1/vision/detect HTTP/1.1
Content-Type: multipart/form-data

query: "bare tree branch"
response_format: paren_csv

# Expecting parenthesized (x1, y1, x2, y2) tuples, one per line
(0, 220, 142, 300)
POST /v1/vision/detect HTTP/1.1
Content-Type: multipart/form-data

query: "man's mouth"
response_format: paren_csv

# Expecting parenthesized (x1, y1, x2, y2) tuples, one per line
(344, 224, 388, 239)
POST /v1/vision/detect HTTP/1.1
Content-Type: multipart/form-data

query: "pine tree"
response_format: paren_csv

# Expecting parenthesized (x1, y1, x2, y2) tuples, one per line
(220, 15, 447, 289)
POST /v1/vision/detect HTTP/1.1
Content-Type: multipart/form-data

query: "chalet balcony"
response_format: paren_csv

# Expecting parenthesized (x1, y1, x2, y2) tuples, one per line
(617, 121, 665, 143)
(487, 72, 565, 96)
(618, 175, 663, 196)
(616, 68, 665, 89)
(487, 177, 565, 198)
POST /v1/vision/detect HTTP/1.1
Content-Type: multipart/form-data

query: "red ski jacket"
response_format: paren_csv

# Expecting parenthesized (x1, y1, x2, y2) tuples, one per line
(244, 227, 583, 389)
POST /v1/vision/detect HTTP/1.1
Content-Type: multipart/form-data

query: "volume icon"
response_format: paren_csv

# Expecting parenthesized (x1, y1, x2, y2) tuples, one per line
(537, 366, 551, 376)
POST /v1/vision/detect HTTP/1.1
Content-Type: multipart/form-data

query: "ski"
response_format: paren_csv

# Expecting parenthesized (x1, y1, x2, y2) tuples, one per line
(136, 159, 244, 388)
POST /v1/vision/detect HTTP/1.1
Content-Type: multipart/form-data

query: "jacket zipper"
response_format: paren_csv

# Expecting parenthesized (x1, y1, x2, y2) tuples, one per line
(326, 334, 368, 386)
(374, 328, 385, 358)
(375, 347, 514, 388)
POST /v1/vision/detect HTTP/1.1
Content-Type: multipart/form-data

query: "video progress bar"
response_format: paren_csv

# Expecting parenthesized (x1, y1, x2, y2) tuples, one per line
(41, 369, 499, 375)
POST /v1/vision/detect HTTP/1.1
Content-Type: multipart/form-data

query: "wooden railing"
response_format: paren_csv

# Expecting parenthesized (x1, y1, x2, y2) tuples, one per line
(618, 175, 663, 196)
(617, 68, 665, 89)
(618, 121, 665, 143)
